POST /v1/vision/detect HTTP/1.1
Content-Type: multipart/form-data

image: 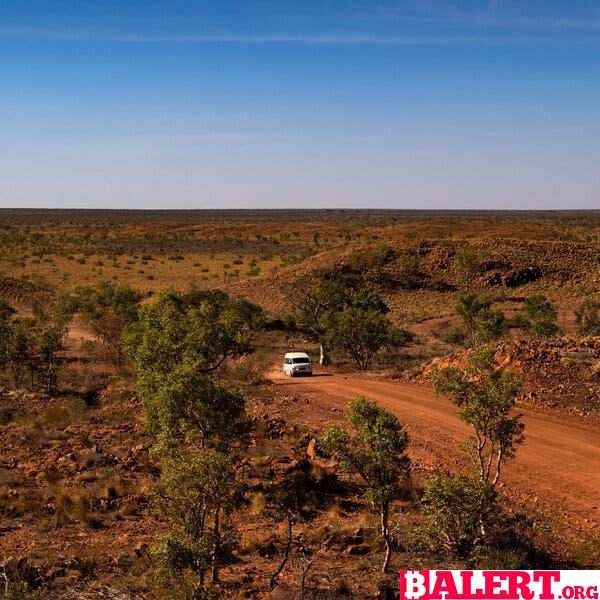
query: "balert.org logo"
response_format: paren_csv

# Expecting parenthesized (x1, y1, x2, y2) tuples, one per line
(400, 571, 600, 600)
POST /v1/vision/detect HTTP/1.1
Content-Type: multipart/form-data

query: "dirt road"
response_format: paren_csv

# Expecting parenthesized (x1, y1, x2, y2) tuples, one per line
(273, 370, 600, 533)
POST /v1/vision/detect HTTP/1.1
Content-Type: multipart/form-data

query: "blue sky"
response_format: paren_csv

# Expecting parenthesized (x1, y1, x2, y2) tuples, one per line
(1, 1, 599, 209)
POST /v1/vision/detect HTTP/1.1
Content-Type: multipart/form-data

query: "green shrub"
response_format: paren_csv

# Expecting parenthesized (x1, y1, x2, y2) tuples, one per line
(422, 473, 498, 558)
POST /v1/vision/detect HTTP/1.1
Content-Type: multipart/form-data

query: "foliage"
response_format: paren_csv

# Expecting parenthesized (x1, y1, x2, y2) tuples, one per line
(62, 281, 142, 366)
(126, 289, 259, 449)
(575, 299, 600, 336)
(455, 292, 507, 347)
(0, 307, 66, 392)
(152, 448, 239, 590)
(346, 244, 392, 274)
(434, 320, 467, 346)
(455, 291, 492, 329)
(325, 308, 411, 371)
(291, 274, 411, 369)
(0, 302, 15, 372)
(432, 347, 524, 485)
(31, 318, 65, 392)
(267, 467, 318, 590)
(454, 250, 481, 285)
(350, 288, 389, 313)
(320, 397, 411, 572)
(146, 370, 246, 454)
(63, 281, 142, 329)
(288, 277, 349, 363)
(422, 473, 499, 558)
(128, 290, 259, 593)
(475, 307, 509, 344)
(126, 289, 264, 398)
(346, 245, 424, 290)
(517, 295, 560, 339)
(395, 254, 422, 289)
(423, 473, 546, 568)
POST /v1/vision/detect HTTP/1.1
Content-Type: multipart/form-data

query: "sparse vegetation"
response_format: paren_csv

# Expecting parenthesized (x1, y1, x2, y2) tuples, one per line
(0, 210, 598, 598)
(0, 303, 66, 392)
(422, 472, 499, 558)
(515, 294, 560, 339)
(324, 293, 413, 370)
(151, 448, 239, 590)
(432, 346, 524, 485)
(290, 274, 411, 368)
(321, 397, 411, 572)
(454, 291, 507, 347)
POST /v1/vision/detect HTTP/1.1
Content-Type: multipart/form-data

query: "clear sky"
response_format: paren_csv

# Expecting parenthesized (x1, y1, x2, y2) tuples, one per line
(1, 1, 599, 209)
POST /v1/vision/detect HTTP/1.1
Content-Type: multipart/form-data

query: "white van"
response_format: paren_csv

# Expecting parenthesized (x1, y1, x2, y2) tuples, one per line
(283, 352, 313, 377)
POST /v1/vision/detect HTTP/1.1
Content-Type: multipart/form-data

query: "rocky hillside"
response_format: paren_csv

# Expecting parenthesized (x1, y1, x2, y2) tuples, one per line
(224, 235, 600, 323)
(419, 337, 600, 416)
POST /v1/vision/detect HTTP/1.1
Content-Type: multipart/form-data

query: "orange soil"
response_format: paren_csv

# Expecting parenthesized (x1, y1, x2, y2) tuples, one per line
(273, 368, 600, 538)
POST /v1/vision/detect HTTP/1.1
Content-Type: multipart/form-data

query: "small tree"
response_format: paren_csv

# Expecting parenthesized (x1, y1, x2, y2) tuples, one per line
(396, 254, 422, 289)
(454, 250, 481, 288)
(456, 291, 491, 334)
(126, 290, 264, 396)
(326, 308, 410, 371)
(152, 449, 238, 591)
(62, 281, 142, 367)
(423, 473, 499, 558)
(147, 370, 246, 454)
(518, 294, 559, 339)
(298, 543, 314, 600)
(0, 301, 15, 374)
(63, 281, 141, 336)
(2, 313, 65, 391)
(268, 467, 316, 591)
(455, 292, 507, 347)
(5, 317, 36, 387)
(294, 279, 412, 371)
(127, 290, 257, 595)
(320, 397, 410, 572)
(289, 277, 348, 365)
(432, 347, 524, 485)
(575, 299, 600, 336)
(33, 319, 66, 392)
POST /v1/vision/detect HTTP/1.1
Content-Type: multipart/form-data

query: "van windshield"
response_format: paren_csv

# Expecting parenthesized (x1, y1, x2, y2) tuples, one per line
(292, 357, 310, 364)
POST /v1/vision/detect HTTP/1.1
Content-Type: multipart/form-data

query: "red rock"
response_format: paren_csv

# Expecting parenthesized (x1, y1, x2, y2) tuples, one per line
(343, 544, 370, 556)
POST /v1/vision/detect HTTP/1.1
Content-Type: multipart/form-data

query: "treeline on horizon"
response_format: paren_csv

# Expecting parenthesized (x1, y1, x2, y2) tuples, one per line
(2, 207, 600, 227)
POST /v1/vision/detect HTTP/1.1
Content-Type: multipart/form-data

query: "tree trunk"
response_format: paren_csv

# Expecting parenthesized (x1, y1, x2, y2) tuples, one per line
(299, 553, 313, 600)
(270, 512, 293, 590)
(211, 505, 221, 583)
(319, 343, 328, 366)
(492, 448, 503, 486)
(380, 505, 392, 573)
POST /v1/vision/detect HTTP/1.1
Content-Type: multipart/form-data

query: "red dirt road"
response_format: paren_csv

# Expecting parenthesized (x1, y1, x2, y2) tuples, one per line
(274, 370, 600, 534)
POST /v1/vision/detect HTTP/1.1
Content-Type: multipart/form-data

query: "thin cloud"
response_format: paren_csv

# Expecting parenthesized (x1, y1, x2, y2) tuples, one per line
(0, 25, 598, 46)
(404, 14, 600, 30)
(379, 5, 600, 31)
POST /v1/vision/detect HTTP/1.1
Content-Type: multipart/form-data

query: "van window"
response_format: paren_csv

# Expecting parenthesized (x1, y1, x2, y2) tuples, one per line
(292, 357, 310, 364)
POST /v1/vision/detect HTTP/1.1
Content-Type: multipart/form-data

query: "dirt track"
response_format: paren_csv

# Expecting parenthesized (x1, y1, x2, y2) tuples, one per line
(273, 369, 600, 534)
